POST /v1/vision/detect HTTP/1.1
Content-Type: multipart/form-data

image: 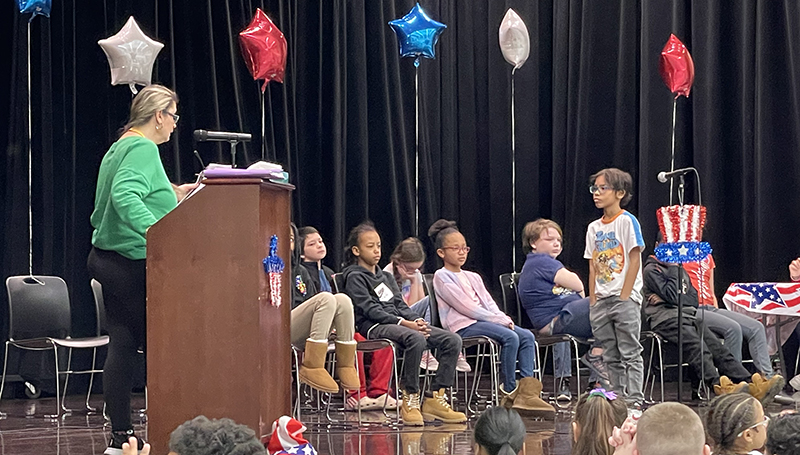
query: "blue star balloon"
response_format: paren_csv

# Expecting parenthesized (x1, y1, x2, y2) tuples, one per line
(16, 0, 51, 19)
(388, 3, 446, 67)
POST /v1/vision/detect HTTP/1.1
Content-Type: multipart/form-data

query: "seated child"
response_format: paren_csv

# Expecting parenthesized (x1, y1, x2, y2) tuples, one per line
(290, 224, 358, 394)
(342, 222, 467, 426)
(766, 413, 800, 455)
(610, 402, 710, 455)
(429, 219, 554, 418)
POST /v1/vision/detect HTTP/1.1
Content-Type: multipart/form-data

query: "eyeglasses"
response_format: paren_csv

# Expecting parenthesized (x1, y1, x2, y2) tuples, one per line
(163, 110, 180, 123)
(737, 415, 770, 437)
(589, 184, 613, 194)
(442, 246, 470, 253)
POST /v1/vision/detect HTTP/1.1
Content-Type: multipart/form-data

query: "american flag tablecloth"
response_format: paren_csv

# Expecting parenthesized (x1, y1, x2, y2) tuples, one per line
(723, 282, 800, 355)
(723, 282, 800, 315)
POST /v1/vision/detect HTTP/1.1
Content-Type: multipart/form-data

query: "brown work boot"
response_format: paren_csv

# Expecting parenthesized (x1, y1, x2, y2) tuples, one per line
(421, 389, 467, 423)
(749, 373, 785, 406)
(713, 375, 750, 396)
(298, 339, 339, 394)
(511, 377, 555, 419)
(334, 340, 360, 391)
(400, 390, 424, 426)
(499, 384, 518, 409)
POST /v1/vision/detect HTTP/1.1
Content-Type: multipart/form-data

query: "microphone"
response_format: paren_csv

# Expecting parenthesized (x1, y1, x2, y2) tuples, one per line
(657, 167, 695, 183)
(193, 129, 252, 142)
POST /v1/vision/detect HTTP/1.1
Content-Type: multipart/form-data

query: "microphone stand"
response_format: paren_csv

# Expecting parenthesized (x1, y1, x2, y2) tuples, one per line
(667, 170, 705, 403)
(228, 140, 240, 168)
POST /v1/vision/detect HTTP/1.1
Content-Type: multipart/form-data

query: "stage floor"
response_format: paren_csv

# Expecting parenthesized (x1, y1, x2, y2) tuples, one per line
(0, 382, 792, 455)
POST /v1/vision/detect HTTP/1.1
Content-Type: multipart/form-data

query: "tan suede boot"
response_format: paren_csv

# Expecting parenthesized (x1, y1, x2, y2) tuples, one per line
(400, 390, 424, 426)
(499, 384, 518, 409)
(334, 341, 360, 391)
(749, 373, 785, 406)
(298, 339, 339, 394)
(714, 375, 750, 396)
(511, 377, 555, 419)
(421, 389, 467, 423)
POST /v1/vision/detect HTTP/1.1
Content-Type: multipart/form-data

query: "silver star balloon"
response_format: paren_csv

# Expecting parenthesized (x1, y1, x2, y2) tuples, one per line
(98, 16, 164, 94)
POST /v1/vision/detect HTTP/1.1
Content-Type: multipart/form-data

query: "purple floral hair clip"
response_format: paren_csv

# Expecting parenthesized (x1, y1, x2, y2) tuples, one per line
(588, 387, 617, 400)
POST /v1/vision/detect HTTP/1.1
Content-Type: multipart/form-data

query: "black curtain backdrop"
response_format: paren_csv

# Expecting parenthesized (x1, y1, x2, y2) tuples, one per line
(2, 1, 800, 337)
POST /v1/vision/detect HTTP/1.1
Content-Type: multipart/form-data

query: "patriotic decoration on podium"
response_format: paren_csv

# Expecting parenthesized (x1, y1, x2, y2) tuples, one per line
(723, 283, 800, 316)
(266, 416, 317, 455)
(655, 205, 712, 263)
(263, 235, 285, 307)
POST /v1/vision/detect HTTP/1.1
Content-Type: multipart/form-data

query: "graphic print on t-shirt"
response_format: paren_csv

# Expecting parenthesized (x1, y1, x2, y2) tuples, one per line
(552, 285, 576, 297)
(593, 231, 625, 284)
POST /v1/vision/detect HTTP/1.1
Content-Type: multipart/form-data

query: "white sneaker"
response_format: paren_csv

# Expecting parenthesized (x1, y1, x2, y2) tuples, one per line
(790, 374, 800, 391)
(345, 395, 380, 411)
(456, 352, 471, 372)
(373, 392, 398, 410)
(420, 350, 439, 371)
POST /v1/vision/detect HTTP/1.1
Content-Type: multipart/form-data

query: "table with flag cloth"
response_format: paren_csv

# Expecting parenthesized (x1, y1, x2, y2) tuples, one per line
(723, 282, 800, 379)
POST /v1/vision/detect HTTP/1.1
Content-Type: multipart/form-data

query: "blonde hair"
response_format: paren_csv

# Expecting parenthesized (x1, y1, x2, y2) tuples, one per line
(572, 391, 628, 455)
(521, 219, 563, 254)
(123, 84, 178, 132)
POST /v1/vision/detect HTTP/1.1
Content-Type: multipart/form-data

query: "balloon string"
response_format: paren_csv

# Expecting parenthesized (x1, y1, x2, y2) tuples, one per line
(27, 21, 34, 279)
(261, 89, 266, 161)
(415, 64, 419, 237)
(669, 97, 677, 205)
(511, 69, 516, 271)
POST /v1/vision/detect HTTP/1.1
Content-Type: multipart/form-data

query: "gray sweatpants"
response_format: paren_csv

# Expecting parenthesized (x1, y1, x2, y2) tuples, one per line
(590, 296, 644, 403)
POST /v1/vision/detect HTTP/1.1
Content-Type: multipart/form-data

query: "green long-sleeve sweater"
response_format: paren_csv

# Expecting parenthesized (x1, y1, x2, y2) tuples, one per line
(91, 136, 176, 260)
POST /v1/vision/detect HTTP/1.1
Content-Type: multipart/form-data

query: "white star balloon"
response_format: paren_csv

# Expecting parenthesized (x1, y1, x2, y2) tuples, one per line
(98, 16, 164, 94)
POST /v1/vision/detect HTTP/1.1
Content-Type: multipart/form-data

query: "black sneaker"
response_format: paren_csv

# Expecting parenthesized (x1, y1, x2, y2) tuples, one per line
(104, 429, 145, 455)
(556, 377, 572, 402)
(581, 352, 611, 389)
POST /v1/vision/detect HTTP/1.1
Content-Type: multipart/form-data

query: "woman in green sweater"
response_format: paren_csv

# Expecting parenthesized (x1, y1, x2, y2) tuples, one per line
(87, 84, 187, 455)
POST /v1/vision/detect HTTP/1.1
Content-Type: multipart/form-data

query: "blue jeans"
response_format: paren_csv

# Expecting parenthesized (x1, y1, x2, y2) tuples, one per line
(697, 306, 773, 376)
(550, 298, 595, 379)
(457, 321, 536, 391)
(409, 296, 431, 324)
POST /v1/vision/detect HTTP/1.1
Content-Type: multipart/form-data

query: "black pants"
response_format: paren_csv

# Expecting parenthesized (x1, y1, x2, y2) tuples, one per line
(368, 324, 461, 394)
(653, 313, 751, 385)
(87, 247, 146, 432)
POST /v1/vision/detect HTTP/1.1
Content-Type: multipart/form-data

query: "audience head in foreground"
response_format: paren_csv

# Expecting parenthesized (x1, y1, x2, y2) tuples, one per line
(473, 406, 526, 455)
(637, 402, 709, 455)
(765, 413, 800, 455)
(168, 416, 266, 455)
(705, 393, 767, 455)
(572, 389, 628, 455)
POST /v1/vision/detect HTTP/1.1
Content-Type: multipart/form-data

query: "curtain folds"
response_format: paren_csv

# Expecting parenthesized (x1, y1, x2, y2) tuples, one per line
(2, 1, 799, 335)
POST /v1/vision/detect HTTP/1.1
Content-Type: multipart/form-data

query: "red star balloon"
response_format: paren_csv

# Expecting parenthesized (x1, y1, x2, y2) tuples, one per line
(659, 34, 695, 98)
(239, 9, 287, 92)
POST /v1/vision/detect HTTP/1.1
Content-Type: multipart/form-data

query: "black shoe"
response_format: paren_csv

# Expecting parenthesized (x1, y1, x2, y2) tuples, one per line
(557, 377, 572, 402)
(104, 429, 145, 455)
(581, 352, 611, 389)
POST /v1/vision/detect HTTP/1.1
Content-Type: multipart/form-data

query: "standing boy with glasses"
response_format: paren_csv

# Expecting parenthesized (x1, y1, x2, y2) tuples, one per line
(584, 168, 646, 410)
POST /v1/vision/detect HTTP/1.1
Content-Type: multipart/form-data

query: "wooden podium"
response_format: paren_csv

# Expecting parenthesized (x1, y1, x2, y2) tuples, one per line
(146, 179, 293, 453)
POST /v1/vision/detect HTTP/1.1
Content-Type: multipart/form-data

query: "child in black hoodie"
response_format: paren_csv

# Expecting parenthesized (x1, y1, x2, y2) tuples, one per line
(341, 222, 466, 426)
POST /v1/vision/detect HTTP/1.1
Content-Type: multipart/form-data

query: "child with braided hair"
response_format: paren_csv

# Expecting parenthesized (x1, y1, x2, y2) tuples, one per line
(571, 388, 628, 455)
(704, 393, 769, 455)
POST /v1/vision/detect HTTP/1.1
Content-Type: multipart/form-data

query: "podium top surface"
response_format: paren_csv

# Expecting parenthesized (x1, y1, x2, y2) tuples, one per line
(202, 178, 295, 190)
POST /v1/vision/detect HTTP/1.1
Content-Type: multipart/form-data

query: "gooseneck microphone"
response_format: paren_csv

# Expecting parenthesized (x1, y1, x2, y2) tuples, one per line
(657, 167, 695, 183)
(193, 129, 252, 142)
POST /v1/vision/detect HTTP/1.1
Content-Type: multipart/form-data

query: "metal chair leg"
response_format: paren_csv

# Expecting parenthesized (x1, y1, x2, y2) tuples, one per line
(0, 342, 11, 417)
(51, 344, 62, 418)
(85, 347, 98, 412)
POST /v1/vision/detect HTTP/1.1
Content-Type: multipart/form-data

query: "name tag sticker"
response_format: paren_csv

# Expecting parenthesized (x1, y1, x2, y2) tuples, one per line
(374, 283, 393, 302)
